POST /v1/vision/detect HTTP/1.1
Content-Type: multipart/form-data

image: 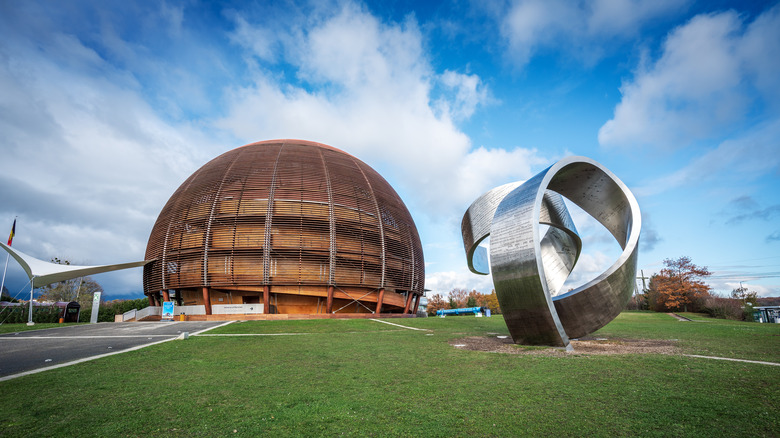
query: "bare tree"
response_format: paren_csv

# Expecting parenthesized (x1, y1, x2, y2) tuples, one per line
(37, 258, 104, 307)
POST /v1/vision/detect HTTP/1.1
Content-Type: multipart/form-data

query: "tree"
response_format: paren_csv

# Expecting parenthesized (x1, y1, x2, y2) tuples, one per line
(731, 285, 758, 321)
(447, 288, 468, 309)
(1, 284, 14, 301)
(479, 290, 501, 314)
(426, 293, 448, 315)
(37, 258, 104, 307)
(427, 289, 502, 315)
(731, 285, 758, 307)
(646, 256, 711, 312)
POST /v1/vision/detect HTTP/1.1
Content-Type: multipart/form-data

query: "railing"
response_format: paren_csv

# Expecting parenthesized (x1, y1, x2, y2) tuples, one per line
(172, 305, 206, 315)
(122, 308, 137, 321)
(136, 306, 162, 321)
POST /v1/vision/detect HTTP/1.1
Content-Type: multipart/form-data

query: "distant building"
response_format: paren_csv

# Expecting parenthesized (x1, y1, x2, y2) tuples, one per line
(143, 140, 424, 317)
(753, 306, 780, 323)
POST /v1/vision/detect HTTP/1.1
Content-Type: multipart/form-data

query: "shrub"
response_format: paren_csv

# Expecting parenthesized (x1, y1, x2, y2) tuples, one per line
(0, 297, 152, 324)
(78, 297, 151, 322)
(0, 304, 62, 324)
(701, 297, 746, 320)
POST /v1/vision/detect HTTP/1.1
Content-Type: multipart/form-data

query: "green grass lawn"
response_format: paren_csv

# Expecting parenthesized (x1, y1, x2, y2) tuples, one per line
(592, 311, 780, 362)
(0, 312, 777, 437)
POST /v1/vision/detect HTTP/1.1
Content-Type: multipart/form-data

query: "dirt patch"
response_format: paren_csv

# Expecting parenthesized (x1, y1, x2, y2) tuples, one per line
(449, 336, 679, 356)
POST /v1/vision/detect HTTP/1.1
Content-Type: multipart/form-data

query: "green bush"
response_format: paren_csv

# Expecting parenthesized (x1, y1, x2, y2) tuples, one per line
(78, 297, 151, 322)
(0, 304, 62, 324)
(701, 296, 748, 321)
(0, 297, 151, 324)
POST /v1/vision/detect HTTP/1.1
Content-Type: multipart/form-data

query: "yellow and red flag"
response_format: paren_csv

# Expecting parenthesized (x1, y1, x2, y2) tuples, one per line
(7, 219, 15, 246)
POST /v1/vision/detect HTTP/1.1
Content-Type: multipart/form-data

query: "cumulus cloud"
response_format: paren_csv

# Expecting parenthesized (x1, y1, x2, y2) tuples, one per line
(425, 268, 495, 296)
(218, 2, 538, 219)
(0, 1, 547, 296)
(498, 0, 688, 67)
(562, 250, 619, 291)
(635, 119, 780, 196)
(437, 70, 493, 121)
(599, 5, 780, 148)
(713, 281, 777, 298)
(0, 4, 221, 294)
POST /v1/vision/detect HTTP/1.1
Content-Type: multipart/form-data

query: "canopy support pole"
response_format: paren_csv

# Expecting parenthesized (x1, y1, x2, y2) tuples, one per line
(27, 278, 35, 326)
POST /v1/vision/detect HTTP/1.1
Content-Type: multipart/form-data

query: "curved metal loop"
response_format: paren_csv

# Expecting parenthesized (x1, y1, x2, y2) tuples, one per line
(463, 188, 581, 276)
(461, 156, 641, 348)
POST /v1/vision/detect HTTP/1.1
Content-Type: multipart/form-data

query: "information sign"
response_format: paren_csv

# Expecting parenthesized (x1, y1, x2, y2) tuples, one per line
(90, 292, 101, 323)
(161, 301, 174, 321)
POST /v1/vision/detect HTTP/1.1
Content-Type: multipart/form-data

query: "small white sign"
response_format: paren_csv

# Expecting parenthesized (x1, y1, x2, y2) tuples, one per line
(212, 304, 264, 315)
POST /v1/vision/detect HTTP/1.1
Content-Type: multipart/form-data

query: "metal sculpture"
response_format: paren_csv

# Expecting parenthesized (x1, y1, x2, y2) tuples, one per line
(462, 157, 641, 349)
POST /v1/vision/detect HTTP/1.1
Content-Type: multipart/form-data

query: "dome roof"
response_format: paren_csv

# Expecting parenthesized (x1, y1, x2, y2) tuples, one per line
(143, 140, 424, 299)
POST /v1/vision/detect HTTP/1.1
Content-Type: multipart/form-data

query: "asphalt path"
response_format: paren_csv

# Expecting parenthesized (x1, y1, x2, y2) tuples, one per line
(0, 321, 228, 380)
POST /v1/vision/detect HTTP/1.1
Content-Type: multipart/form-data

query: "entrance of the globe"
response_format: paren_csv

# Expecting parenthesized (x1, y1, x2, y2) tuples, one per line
(242, 295, 260, 304)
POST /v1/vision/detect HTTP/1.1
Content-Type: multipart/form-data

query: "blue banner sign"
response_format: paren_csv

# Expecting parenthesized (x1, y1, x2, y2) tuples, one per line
(161, 301, 174, 321)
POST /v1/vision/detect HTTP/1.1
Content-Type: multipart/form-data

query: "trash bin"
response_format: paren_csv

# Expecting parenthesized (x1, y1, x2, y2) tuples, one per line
(62, 301, 81, 323)
(179, 313, 186, 321)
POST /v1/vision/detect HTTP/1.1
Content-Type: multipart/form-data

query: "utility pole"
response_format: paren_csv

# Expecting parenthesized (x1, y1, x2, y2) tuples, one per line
(638, 270, 649, 292)
(634, 270, 650, 310)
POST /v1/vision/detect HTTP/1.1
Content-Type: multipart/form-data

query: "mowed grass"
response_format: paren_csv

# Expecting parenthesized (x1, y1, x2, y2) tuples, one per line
(592, 311, 780, 362)
(0, 312, 777, 437)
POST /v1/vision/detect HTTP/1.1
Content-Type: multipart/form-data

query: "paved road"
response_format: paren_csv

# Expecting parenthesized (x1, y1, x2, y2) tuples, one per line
(0, 321, 228, 379)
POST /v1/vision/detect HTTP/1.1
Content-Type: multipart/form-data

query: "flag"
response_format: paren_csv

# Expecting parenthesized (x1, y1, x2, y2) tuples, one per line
(7, 219, 15, 246)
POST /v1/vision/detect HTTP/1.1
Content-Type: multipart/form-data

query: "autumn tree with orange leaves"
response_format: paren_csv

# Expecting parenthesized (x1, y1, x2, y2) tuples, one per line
(476, 290, 501, 314)
(426, 293, 448, 315)
(448, 288, 469, 308)
(646, 256, 712, 312)
(426, 289, 502, 315)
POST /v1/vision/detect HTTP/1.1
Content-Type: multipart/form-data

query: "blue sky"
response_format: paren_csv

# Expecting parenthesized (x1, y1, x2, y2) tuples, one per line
(1, 0, 778, 301)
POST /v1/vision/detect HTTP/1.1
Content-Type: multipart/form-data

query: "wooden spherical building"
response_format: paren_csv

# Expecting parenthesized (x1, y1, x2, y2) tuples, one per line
(143, 140, 425, 317)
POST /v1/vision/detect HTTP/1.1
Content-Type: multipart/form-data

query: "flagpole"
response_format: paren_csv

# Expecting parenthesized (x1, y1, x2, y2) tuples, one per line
(2, 217, 16, 300)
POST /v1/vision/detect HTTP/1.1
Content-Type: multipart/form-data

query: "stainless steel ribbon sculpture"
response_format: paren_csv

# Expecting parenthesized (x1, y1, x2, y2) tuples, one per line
(462, 157, 641, 349)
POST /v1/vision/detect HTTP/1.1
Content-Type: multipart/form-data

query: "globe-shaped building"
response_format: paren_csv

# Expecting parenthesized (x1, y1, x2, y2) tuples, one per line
(143, 140, 425, 317)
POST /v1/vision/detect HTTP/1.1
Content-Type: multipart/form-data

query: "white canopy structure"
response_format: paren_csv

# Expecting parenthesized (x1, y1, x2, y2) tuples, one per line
(0, 241, 151, 288)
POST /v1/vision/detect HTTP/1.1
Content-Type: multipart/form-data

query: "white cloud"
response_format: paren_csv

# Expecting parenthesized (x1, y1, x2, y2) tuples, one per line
(562, 250, 617, 291)
(740, 4, 780, 107)
(0, 1, 546, 297)
(425, 268, 495, 296)
(218, 3, 539, 220)
(437, 70, 492, 121)
(587, 0, 690, 36)
(498, 0, 688, 67)
(599, 6, 780, 148)
(0, 9, 220, 294)
(228, 13, 281, 63)
(715, 281, 776, 298)
(635, 119, 780, 196)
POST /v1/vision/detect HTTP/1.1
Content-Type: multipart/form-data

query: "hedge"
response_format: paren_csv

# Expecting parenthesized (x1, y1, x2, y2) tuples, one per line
(0, 297, 151, 324)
